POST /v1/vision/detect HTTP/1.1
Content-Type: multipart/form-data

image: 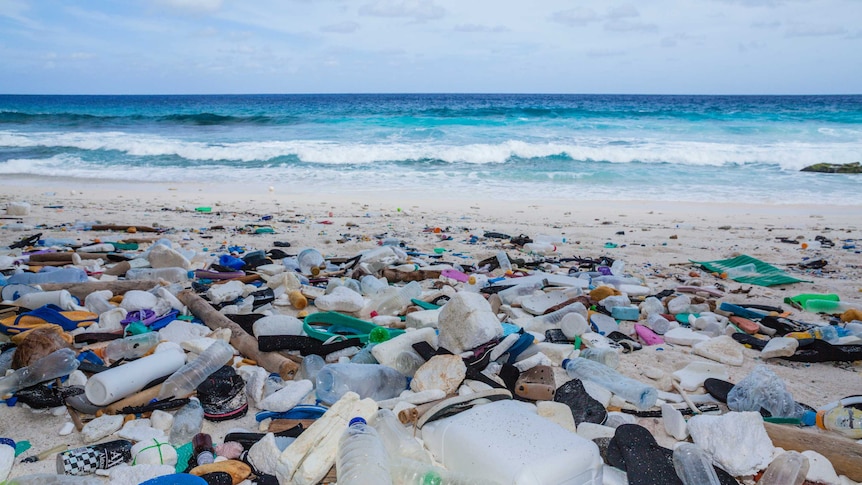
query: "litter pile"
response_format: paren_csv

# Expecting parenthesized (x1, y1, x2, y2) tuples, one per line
(2, 217, 862, 485)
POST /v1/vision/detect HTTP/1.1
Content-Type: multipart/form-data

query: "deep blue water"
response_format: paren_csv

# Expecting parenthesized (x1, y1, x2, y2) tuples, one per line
(1, 94, 860, 203)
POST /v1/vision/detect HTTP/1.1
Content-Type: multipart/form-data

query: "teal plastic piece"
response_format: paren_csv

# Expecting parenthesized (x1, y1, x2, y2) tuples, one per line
(303, 312, 405, 343)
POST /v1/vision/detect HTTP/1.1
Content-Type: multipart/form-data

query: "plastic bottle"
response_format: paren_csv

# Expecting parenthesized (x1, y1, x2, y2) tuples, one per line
(727, 365, 803, 418)
(4, 474, 102, 485)
(562, 358, 657, 410)
(7, 267, 88, 285)
(463, 274, 488, 293)
(496, 251, 513, 273)
(673, 443, 721, 485)
(523, 242, 557, 255)
(336, 417, 393, 485)
(496, 281, 544, 305)
(390, 458, 500, 485)
(360, 275, 389, 296)
(532, 301, 588, 326)
(534, 234, 567, 244)
(297, 248, 326, 276)
(0, 348, 80, 395)
(802, 299, 860, 315)
(756, 451, 809, 485)
(349, 344, 379, 364)
(85, 350, 186, 406)
(393, 350, 425, 377)
(580, 347, 620, 369)
(38, 237, 77, 247)
(169, 398, 205, 446)
(646, 313, 675, 335)
(83, 290, 114, 314)
(640, 296, 665, 316)
(101, 332, 160, 361)
(372, 408, 430, 463)
(724, 263, 757, 279)
(13, 290, 76, 311)
(786, 325, 840, 344)
(300, 354, 326, 387)
(315, 363, 408, 405)
(193, 433, 215, 466)
(157, 340, 234, 400)
(805, 406, 862, 439)
(372, 281, 421, 316)
(125, 267, 193, 283)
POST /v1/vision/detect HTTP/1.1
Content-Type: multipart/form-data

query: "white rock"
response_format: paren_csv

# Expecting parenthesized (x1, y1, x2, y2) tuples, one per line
(672, 361, 730, 391)
(150, 410, 174, 431)
(258, 380, 314, 412)
(82, 414, 124, 443)
(688, 411, 774, 476)
(148, 243, 191, 269)
(131, 438, 178, 466)
(65, 370, 88, 387)
(108, 464, 174, 484)
(253, 315, 304, 338)
(761, 337, 799, 359)
(404, 309, 441, 329)
(117, 419, 165, 442)
(248, 432, 282, 476)
(663, 327, 711, 346)
(437, 292, 503, 354)
(5, 201, 30, 216)
(238, 365, 269, 405)
(661, 403, 689, 440)
(667, 294, 692, 314)
(537, 401, 577, 433)
(410, 355, 466, 395)
(372, 327, 438, 368)
(576, 422, 616, 440)
(314, 285, 366, 312)
(207, 280, 245, 305)
(159, 320, 212, 343)
(692, 335, 745, 366)
(802, 450, 841, 485)
(120, 290, 158, 312)
(256, 264, 286, 276)
(58, 422, 75, 436)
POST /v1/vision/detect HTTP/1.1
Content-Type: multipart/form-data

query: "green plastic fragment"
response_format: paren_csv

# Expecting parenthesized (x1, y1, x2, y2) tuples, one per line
(14, 440, 31, 457)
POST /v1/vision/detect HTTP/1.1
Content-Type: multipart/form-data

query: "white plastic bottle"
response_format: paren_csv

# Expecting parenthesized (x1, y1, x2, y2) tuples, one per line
(336, 417, 393, 485)
(125, 267, 192, 283)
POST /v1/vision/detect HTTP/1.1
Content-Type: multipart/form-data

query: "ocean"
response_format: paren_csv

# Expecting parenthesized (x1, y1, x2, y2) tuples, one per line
(1, 94, 860, 204)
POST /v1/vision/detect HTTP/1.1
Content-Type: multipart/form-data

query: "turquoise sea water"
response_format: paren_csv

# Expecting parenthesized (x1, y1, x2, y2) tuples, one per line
(1, 94, 860, 204)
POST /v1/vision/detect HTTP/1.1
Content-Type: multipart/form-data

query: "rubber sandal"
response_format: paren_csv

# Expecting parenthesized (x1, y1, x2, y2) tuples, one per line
(553, 378, 607, 426)
(1, 304, 97, 334)
(302, 311, 404, 344)
(783, 338, 862, 363)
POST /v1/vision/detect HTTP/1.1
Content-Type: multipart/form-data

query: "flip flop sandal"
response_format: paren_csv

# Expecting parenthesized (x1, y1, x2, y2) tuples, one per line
(554, 378, 607, 426)
(9, 233, 42, 249)
(783, 338, 862, 363)
(415, 388, 513, 429)
(1, 304, 98, 334)
(607, 331, 643, 352)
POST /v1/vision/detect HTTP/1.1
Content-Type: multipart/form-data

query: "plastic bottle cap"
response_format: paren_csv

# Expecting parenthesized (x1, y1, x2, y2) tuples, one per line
(561, 359, 571, 368)
(187, 271, 195, 279)
(348, 417, 366, 426)
(0, 438, 14, 448)
(801, 410, 817, 427)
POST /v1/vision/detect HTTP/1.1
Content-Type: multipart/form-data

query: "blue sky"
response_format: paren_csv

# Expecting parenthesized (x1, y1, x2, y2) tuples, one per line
(0, 0, 859, 94)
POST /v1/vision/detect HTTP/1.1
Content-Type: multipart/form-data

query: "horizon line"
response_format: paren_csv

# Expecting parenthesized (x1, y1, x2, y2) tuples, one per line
(2, 92, 861, 97)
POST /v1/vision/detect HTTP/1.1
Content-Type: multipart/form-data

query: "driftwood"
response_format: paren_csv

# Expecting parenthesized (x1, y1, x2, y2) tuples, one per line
(177, 290, 299, 380)
(382, 268, 442, 283)
(39, 280, 165, 300)
(764, 421, 862, 481)
(29, 252, 103, 262)
(91, 224, 162, 233)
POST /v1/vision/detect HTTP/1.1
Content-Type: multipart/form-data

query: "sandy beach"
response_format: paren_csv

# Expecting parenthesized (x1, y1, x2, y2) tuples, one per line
(2, 178, 862, 484)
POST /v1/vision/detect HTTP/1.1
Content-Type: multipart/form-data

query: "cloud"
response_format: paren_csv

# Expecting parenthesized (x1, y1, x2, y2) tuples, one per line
(453, 23, 509, 33)
(604, 20, 658, 33)
(785, 24, 846, 37)
(152, 0, 223, 14)
(358, 0, 446, 21)
(711, 0, 794, 7)
(550, 7, 599, 27)
(606, 5, 639, 20)
(661, 37, 677, 48)
(586, 48, 626, 58)
(320, 21, 360, 33)
(751, 20, 781, 29)
(738, 40, 766, 52)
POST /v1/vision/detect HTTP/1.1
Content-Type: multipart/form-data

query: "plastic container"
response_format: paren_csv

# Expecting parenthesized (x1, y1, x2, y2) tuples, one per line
(157, 340, 234, 400)
(169, 398, 205, 446)
(786, 325, 840, 344)
(336, 417, 393, 485)
(646, 313, 674, 335)
(390, 458, 499, 485)
(297, 248, 326, 276)
(673, 443, 720, 485)
(372, 408, 430, 463)
(580, 347, 620, 369)
(315, 363, 407, 405)
(805, 406, 862, 439)
(756, 451, 809, 485)
(421, 400, 603, 485)
(562, 358, 657, 410)
(7, 268, 88, 285)
(0, 348, 80, 395)
(101, 332, 161, 361)
(84, 290, 114, 314)
(523, 242, 557, 255)
(727, 365, 803, 419)
(372, 281, 421, 316)
(85, 349, 186, 406)
(360, 275, 388, 296)
(300, 354, 326, 386)
(192, 433, 215, 466)
(496, 281, 543, 305)
(802, 299, 859, 315)
(496, 251, 513, 273)
(125, 267, 193, 283)
(532, 301, 588, 326)
(13, 290, 76, 311)
(393, 350, 425, 377)
(724, 263, 756, 279)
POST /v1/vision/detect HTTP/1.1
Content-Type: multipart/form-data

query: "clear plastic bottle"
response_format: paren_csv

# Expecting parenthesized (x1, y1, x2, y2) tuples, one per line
(297, 248, 326, 276)
(724, 263, 757, 279)
(532, 302, 588, 326)
(373, 281, 421, 316)
(673, 443, 721, 485)
(393, 350, 425, 377)
(496, 251, 513, 273)
(360, 275, 389, 296)
(523, 242, 557, 255)
(169, 398, 204, 446)
(727, 365, 803, 419)
(802, 299, 859, 315)
(562, 358, 657, 410)
(336, 417, 393, 485)
(315, 363, 408, 405)
(350, 344, 380, 364)
(756, 451, 809, 485)
(580, 347, 620, 369)
(496, 281, 544, 305)
(786, 325, 840, 344)
(0, 348, 80, 395)
(157, 340, 234, 400)
(372, 408, 430, 463)
(125, 267, 192, 283)
(102, 332, 160, 361)
(390, 458, 500, 485)
(809, 406, 862, 439)
(7, 267, 88, 285)
(300, 354, 326, 387)
(646, 313, 674, 335)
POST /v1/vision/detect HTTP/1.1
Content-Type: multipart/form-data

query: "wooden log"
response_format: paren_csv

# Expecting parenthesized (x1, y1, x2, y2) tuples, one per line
(39, 280, 165, 300)
(29, 252, 104, 262)
(91, 224, 161, 233)
(177, 290, 299, 380)
(211, 274, 262, 285)
(764, 421, 862, 481)
(382, 268, 442, 283)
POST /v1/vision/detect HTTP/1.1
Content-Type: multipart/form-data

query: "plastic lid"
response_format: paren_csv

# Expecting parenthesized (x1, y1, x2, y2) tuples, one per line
(800, 410, 817, 426)
(187, 271, 195, 279)
(561, 359, 571, 368)
(348, 417, 366, 426)
(0, 437, 14, 448)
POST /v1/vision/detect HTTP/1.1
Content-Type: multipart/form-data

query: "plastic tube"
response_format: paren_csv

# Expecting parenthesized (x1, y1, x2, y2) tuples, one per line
(0, 348, 80, 396)
(157, 340, 234, 400)
(85, 350, 186, 405)
(13, 290, 76, 310)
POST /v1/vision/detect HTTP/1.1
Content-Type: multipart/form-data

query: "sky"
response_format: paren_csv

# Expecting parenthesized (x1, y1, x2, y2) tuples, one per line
(0, 0, 860, 95)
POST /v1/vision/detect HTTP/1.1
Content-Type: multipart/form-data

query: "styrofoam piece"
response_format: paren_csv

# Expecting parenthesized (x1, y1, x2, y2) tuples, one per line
(672, 361, 730, 391)
(687, 411, 774, 476)
(372, 327, 438, 368)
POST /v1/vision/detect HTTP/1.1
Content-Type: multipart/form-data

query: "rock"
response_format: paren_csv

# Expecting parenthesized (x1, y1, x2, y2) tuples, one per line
(131, 437, 178, 466)
(148, 243, 191, 269)
(108, 464, 175, 484)
(257, 380, 314, 412)
(252, 315, 304, 338)
(215, 441, 244, 460)
(150, 410, 173, 431)
(58, 422, 75, 436)
(667, 294, 692, 314)
(207, 280, 245, 305)
(692, 335, 745, 366)
(314, 285, 366, 313)
(117, 419, 165, 442)
(687, 411, 774, 476)
(120, 290, 159, 312)
(802, 450, 841, 485)
(437, 292, 503, 354)
(190, 460, 252, 485)
(800, 162, 862, 174)
(663, 327, 711, 346)
(82, 414, 124, 443)
(761, 337, 799, 359)
(159, 320, 212, 344)
(672, 361, 729, 391)
(248, 433, 281, 476)
(536, 401, 577, 433)
(661, 403, 688, 440)
(410, 355, 466, 395)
